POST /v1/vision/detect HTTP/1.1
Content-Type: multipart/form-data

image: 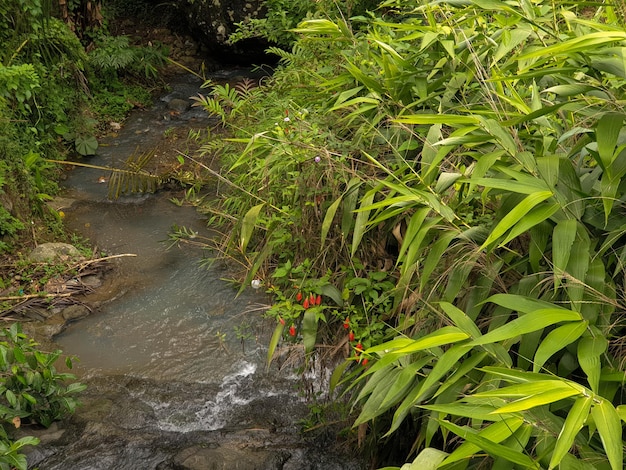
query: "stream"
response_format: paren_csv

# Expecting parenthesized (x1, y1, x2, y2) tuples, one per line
(24, 72, 362, 470)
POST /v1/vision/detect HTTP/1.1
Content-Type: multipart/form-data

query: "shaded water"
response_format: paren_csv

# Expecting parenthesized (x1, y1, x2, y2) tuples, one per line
(27, 73, 362, 469)
(58, 72, 269, 384)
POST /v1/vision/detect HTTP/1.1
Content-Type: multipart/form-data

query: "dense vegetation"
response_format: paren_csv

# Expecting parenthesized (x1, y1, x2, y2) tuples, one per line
(0, 0, 167, 466)
(183, 0, 626, 468)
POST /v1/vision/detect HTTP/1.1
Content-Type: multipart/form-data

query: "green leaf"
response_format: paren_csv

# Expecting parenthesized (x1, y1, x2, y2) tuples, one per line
(481, 191, 554, 249)
(497, 203, 560, 247)
(517, 32, 626, 61)
(444, 418, 525, 465)
(421, 403, 512, 421)
(396, 207, 429, 271)
(439, 419, 539, 468)
(394, 113, 480, 125)
(301, 310, 318, 354)
(240, 203, 264, 253)
(329, 360, 351, 394)
(351, 190, 375, 256)
(319, 284, 343, 307)
(405, 447, 448, 469)
(266, 323, 284, 369)
(485, 293, 564, 314)
(591, 400, 623, 470)
(492, 387, 580, 414)
(533, 321, 588, 373)
(75, 135, 98, 156)
(549, 396, 593, 469)
(552, 219, 578, 289)
(369, 326, 469, 356)
(596, 113, 623, 172)
(320, 195, 343, 248)
(469, 310, 582, 346)
(378, 362, 421, 410)
(578, 334, 608, 393)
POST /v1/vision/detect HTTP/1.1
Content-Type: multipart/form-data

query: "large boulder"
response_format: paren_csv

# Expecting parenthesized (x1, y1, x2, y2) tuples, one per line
(177, 0, 268, 63)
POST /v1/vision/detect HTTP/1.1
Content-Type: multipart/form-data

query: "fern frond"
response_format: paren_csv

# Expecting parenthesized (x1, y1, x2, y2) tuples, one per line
(235, 77, 257, 96)
(106, 149, 163, 199)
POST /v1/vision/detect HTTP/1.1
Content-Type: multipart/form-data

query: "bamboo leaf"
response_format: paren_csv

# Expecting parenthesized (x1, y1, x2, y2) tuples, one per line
(492, 388, 580, 414)
(320, 195, 343, 248)
(439, 419, 539, 468)
(498, 203, 560, 248)
(396, 207, 429, 270)
(266, 323, 284, 369)
(461, 177, 549, 194)
(485, 293, 565, 314)
(302, 310, 318, 354)
(482, 191, 554, 249)
(404, 448, 448, 469)
(351, 190, 376, 256)
(240, 203, 264, 253)
(578, 334, 608, 393)
(421, 403, 512, 421)
(444, 418, 525, 465)
(549, 396, 593, 469)
(388, 327, 470, 355)
(379, 361, 421, 410)
(420, 231, 457, 291)
(394, 114, 480, 125)
(552, 219, 578, 290)
(591, 400, 623, 470)
(475, 380, 575, 399)
(517, 32, 626, 61)
(341, 178, 362, 237)
(596, 113, 623, 172)
(329, 360, 351, 394)
(533, 321, 588, 373)
(469, 310, 582, 346)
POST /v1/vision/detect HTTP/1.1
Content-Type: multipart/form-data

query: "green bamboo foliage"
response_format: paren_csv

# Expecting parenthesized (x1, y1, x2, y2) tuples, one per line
(310, 0, 626, 468)
(191, 0, 626, 466)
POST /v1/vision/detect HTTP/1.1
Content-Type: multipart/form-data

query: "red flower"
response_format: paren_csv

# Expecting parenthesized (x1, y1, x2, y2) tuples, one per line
(303, 298, 310, 309)
(279, 317, 285, 325)
(315, 294, 321, 305)
(362, 358, 369, 366)
(355, 343, 363, 356)
(343, 317, 350, 329)
(348, 331, 355, 342)
(296, 292, 302, 302)
(309, 293, 316, 305)
(289, 325, 296, 336)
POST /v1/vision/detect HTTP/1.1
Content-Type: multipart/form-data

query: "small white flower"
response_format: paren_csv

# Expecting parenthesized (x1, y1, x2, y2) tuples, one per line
(251, 279, 262, 289)
(284, 117, 290, 122)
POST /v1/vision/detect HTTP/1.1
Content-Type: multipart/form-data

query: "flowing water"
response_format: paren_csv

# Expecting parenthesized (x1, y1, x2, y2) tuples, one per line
(26, 73, 362, 470)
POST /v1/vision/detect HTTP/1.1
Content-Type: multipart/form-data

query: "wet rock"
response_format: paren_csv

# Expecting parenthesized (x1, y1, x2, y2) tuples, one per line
(173, 444, 285, 470)
(61, 304, 91, 322)
(29, 243, 82, 263)
(168, 98, 191, 112)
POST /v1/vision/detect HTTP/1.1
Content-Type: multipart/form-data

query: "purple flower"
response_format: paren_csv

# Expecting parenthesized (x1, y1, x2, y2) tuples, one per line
(314, 156, 321, 163)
